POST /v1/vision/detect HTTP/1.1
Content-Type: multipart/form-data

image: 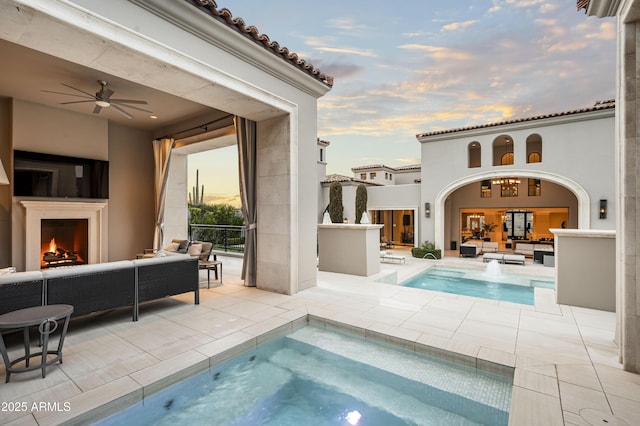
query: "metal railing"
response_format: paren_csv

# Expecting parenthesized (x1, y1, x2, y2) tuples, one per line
(189, 224, 246, 253)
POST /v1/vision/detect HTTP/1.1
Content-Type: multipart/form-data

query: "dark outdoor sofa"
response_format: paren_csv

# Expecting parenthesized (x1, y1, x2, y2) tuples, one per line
(43, 261, 136, 319)
(133, 256, 199, 321)
(0, 255, 198, 321)
(0, 271, 44, 316)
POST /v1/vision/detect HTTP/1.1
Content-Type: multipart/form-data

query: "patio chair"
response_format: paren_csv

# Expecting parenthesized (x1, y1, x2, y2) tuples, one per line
(193, 241, 222, 288)
(380, 237, 394, 249)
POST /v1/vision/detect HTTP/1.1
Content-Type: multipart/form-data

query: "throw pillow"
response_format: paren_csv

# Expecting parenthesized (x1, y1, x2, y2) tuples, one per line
(165, 242, 180, 252)
(188, 243, 202, 257)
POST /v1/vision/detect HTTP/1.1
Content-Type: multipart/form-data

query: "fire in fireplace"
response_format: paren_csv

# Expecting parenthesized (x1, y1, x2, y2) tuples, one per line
(40, 219, 88, 268)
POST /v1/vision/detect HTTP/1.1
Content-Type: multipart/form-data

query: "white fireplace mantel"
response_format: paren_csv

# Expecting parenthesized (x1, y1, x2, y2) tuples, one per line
(21, 201, 107, 271)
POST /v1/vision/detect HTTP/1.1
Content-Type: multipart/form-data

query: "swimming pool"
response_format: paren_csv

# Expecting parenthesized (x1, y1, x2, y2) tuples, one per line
(401, 266, 555, 305)
(95, 325, 512, 425)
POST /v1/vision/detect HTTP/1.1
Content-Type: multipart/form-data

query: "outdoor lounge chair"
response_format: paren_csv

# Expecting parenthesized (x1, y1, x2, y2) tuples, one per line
(380, 251, 406, 264)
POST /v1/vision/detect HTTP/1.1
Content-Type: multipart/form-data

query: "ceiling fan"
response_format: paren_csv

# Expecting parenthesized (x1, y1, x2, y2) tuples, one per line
(42, 80, 151, 119)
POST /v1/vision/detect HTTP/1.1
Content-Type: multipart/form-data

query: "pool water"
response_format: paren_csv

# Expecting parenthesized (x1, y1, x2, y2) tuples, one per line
(95, 325, 512, 425)
(401, 267, 555, 305)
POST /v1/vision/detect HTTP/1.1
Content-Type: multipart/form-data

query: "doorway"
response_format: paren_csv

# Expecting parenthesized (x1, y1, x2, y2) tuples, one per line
(371, 209, 415, 246)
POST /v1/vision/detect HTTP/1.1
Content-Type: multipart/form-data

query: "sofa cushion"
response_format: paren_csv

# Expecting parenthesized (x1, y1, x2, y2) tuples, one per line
(42, 261, 135, 279)
(481, 242, 499, 252)
(0, 270, 43, 285)
(188, 243, 202, 257)
(132, 253, 191, 267)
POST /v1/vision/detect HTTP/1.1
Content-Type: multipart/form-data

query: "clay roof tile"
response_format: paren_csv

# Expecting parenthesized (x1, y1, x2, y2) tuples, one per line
(185, 1, 333, 87)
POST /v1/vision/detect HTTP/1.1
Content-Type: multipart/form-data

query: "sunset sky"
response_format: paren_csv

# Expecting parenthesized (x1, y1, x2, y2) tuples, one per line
(188, 0, 616, 207)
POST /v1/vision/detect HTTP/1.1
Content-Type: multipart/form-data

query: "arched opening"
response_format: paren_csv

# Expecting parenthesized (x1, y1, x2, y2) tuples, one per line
(468, 141, 481, 168)
(493, 135, 514, 166)
(526, 134, 542, 163)
(433, 170, 590, 251)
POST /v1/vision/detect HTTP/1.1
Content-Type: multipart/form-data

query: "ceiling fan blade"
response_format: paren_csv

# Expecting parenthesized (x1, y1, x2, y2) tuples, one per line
(110, 104, 133, 119)
(60, 100, 97, 105)
(112, 102, 152, 114)
(61, 83, 97, 98)
(93, 105, 102, 114)
(110, 98, 148, 105)
(41, 90, 93, 99)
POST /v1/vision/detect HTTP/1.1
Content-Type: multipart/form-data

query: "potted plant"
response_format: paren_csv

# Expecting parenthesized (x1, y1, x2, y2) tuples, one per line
(481, 223, 497, 241)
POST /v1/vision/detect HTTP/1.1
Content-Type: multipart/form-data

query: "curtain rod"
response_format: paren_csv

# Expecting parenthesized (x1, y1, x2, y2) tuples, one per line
(159, 114, 234, 140)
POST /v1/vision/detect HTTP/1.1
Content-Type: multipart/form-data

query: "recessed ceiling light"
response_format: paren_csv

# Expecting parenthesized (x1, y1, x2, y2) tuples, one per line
(149, 115, 158, 119)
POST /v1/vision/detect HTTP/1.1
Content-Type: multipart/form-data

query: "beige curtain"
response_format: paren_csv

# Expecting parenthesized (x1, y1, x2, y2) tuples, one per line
(152, 138, 175, 251)
(236, 116, 257, 287)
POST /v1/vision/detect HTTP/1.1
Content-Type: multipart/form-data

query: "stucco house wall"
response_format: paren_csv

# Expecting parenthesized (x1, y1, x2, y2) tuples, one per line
(418, 108, 615, 249)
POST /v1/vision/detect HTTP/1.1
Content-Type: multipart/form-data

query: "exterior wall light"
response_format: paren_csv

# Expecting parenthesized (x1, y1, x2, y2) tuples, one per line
(599, 199, 607, 219)
(425, 202, 431, 218)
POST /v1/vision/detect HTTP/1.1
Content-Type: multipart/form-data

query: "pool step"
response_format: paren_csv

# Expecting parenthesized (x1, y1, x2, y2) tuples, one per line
(267, 346, 487, 425)
(284, 326, 512, 412)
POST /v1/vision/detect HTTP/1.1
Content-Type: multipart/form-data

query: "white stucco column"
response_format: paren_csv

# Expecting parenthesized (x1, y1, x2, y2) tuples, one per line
(616, 13, 640, 373)
(255, 115, 296, 294)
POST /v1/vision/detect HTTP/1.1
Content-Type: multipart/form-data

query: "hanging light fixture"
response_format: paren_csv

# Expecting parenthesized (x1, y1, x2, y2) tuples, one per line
(491, 177, 521, 186)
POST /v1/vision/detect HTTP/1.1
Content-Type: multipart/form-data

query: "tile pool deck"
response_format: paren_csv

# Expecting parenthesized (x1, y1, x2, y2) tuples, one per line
(0, 252, 638, 425)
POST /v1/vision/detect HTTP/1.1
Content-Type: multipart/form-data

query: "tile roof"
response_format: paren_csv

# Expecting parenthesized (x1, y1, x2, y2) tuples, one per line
(395, 164, 421, 171)
(185, 0, 333, 87)
(351, 164, 392, 172)
(416, 100, 614, 139)
(351, 164, 421, 173)
(322, 174, 383, 186)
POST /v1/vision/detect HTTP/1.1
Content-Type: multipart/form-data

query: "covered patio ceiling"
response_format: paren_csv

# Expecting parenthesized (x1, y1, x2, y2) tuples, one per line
(0, 0, 289, 150)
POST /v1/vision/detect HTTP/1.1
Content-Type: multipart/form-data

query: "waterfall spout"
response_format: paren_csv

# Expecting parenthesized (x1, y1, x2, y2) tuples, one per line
(484, 259, 502, 278)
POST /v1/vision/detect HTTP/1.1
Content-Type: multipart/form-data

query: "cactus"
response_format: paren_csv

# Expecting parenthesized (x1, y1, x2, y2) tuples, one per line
(189, 169, 205, 205)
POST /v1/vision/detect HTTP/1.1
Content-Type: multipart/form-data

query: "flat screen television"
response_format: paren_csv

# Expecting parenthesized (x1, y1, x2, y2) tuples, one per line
(13, 150, 109, 199)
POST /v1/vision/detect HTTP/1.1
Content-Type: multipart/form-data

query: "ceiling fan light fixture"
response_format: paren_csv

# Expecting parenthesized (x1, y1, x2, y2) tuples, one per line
(95, 100, 110, 108)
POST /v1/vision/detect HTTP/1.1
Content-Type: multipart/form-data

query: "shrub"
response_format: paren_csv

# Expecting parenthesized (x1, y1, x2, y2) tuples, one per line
(329, 182, 343, 223)
(411, 241, 441, 259)
(355, 184, 368, 224)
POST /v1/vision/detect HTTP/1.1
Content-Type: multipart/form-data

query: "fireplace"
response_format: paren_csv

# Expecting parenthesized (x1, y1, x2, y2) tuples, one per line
(41, 219, 88, 268)
(21, 201, 107, 271)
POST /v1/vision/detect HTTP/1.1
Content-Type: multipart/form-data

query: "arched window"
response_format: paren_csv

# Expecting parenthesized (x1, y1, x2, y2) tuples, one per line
(526, 134, 542, 163)
(493, 135, 513, 166)
(468, 141, 481, 168)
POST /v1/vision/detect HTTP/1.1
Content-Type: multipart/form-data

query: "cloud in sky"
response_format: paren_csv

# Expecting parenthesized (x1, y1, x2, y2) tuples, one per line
(202, 0, 616, 192)
(441, 20, 478, 31)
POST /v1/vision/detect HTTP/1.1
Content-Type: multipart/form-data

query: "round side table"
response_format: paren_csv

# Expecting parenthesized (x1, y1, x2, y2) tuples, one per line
(0, 304, 74, 383)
